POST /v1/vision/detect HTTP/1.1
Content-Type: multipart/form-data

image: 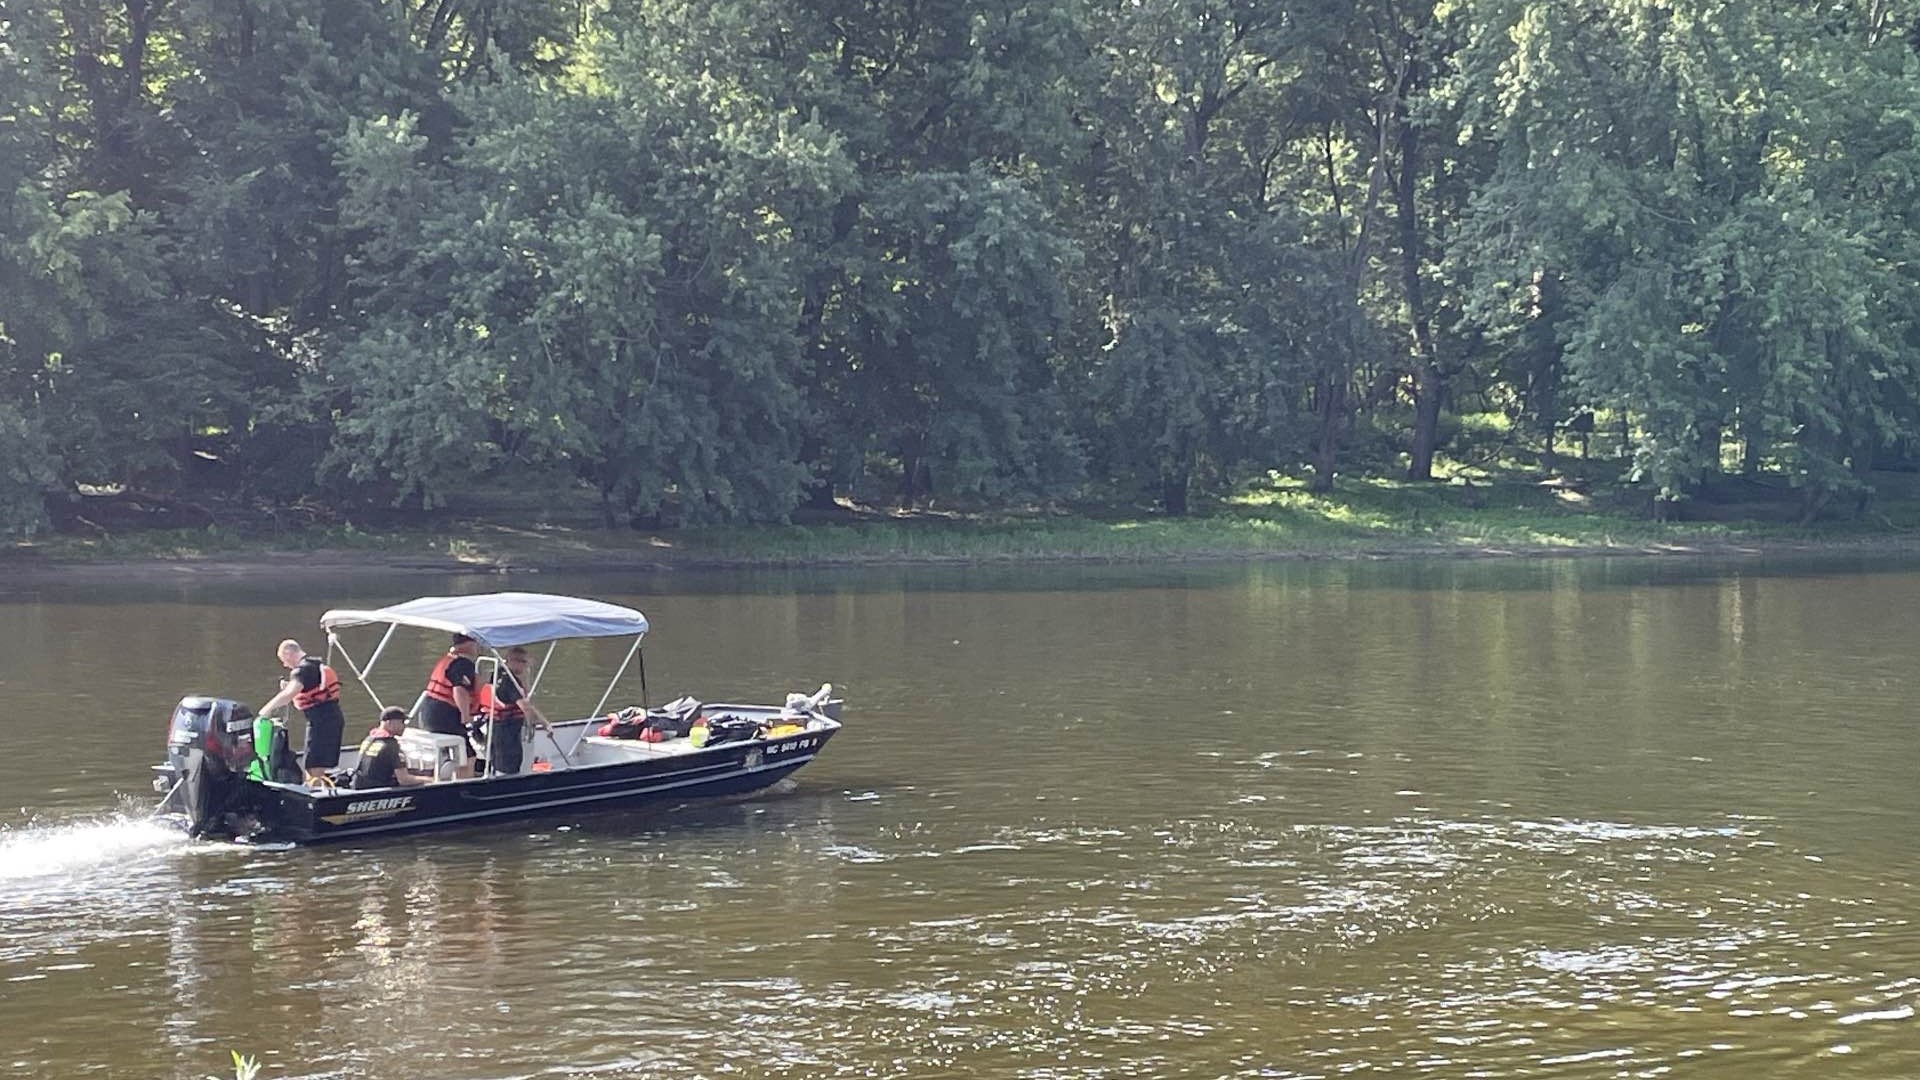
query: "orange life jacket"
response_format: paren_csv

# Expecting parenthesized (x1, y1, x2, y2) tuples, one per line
(475, 680, 524, 721)
(424, 652, 466, 708)
(292, 657, 342, 711)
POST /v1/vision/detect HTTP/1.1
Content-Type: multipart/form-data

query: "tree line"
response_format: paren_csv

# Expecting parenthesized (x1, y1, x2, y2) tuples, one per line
(5, 0, 1920, 536)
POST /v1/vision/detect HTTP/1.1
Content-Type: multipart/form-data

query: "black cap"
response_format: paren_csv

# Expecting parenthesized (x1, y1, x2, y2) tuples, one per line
(452, 632, 475, 645)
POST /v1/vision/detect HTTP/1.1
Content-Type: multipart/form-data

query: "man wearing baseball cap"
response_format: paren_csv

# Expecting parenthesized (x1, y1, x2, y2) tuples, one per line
(417, 632, 480, 778)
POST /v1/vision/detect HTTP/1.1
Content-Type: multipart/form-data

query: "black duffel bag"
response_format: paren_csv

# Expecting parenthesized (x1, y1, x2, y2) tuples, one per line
(697, 715, 763, 747)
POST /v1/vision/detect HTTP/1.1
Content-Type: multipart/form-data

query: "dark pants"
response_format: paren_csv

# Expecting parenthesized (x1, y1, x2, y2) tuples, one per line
(484, 718, 526, 776)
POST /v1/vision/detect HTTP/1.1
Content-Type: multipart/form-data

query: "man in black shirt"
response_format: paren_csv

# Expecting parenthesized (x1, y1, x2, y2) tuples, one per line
(352, 707, 428, 789)
(481, 646, 551, 776)
(257, 638, 347, 786)
(419, 633, 480, 778)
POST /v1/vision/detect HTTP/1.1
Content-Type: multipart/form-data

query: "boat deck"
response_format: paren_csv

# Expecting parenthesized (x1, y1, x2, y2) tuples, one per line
(294, 706, 833, 791)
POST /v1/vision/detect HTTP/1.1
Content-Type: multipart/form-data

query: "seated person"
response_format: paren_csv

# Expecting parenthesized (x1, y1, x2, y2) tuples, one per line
(350, 707, 430, 790)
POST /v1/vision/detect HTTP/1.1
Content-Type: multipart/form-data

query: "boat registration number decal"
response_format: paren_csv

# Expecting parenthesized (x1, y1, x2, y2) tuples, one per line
(321, 795, 418, 825)
(763, 737, 820, 759)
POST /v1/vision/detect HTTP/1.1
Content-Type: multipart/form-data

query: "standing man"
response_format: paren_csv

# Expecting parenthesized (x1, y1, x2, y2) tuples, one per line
(419, 632, 480, 778)
(257, 639, 346, 786)
(482, 646, 551, 777)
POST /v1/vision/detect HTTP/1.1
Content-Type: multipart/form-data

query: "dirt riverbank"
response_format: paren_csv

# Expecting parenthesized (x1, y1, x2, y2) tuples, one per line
(8, 528, 1920, 585)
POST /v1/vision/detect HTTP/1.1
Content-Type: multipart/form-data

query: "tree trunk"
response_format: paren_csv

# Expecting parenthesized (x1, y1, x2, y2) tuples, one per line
(1161, 467, 1190, 517)
(1408, 370, 1442, 480)
(1698, 421, 1723, 481)
(796, 435, 838, 511)
(1797, 485, 1832, 526)
(1310, 53, 1405, 495)
(898, 453, 921, 507)
(1394, 52, 1444, 482)
(1533, 371, 1559, 474)
(1310, 374, 1346, 493)
(898, 454, 932, 507)
(1740, 410, 1767, 477)
(1852, 437, 1877, 517)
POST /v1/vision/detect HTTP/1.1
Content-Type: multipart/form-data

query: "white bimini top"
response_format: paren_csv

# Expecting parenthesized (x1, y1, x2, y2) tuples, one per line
(319, 592, 649, 648)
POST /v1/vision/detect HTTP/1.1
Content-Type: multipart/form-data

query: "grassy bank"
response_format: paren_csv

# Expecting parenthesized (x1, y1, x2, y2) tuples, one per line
(10, 472, 1920, 575)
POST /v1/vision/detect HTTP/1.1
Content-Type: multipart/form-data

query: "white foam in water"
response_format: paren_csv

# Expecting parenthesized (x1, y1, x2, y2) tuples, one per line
(0, 814, 189, 884)
(1836, 1004, 1915, 1026)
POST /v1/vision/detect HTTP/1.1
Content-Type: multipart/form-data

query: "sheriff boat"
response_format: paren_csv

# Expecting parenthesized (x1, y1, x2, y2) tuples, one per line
(151, 592, 842, 843)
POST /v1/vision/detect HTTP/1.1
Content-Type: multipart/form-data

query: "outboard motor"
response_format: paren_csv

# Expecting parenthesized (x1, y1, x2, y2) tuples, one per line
(161, 696, 255, 781)
(156, 697, 256, 838)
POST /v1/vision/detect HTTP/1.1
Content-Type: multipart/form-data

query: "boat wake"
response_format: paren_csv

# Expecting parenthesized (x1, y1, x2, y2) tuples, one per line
(0, 813, 189, 886)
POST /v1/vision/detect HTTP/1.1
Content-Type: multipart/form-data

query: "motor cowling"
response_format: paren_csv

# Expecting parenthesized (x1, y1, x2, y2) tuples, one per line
(164, 696, 255, 779)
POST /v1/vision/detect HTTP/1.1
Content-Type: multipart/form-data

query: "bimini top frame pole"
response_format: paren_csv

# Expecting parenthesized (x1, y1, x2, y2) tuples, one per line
(326, 629, 390, 713)
(319, 592, 652, 739)
(570, 636, 643, 755)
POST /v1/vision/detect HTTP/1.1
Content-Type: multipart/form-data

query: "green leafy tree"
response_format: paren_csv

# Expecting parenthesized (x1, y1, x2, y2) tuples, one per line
(0, 0, 197, 522)
(331, 5, 852, 522)
(0, 0, 443, 532)
(1067, 0, 1359, 511)
(775, 0, 1093, 505)
(1450, 0, 1920, 513)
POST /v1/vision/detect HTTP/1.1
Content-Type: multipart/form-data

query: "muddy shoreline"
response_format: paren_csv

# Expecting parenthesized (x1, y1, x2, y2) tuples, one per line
(8, 532, 1920, 585)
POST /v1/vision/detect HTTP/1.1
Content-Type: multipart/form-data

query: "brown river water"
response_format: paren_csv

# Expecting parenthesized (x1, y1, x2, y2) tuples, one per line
(0, 557, 1917, 1079)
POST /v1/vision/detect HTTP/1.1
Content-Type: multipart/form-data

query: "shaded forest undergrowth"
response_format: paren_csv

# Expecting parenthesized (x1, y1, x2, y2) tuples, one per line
(14, 459, 1920, 573)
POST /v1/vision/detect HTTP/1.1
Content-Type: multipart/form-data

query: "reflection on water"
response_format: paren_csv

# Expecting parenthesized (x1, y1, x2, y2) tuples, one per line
(3, 556, 1920, 1078)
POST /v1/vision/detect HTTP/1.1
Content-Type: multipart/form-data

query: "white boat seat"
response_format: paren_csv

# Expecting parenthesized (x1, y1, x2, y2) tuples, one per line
(401, 730, 469, 780)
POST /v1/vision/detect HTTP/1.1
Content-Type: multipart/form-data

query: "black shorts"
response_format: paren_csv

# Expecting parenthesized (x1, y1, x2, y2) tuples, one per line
(419, 701, 466, 736)
(303, 710, 345, 769)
